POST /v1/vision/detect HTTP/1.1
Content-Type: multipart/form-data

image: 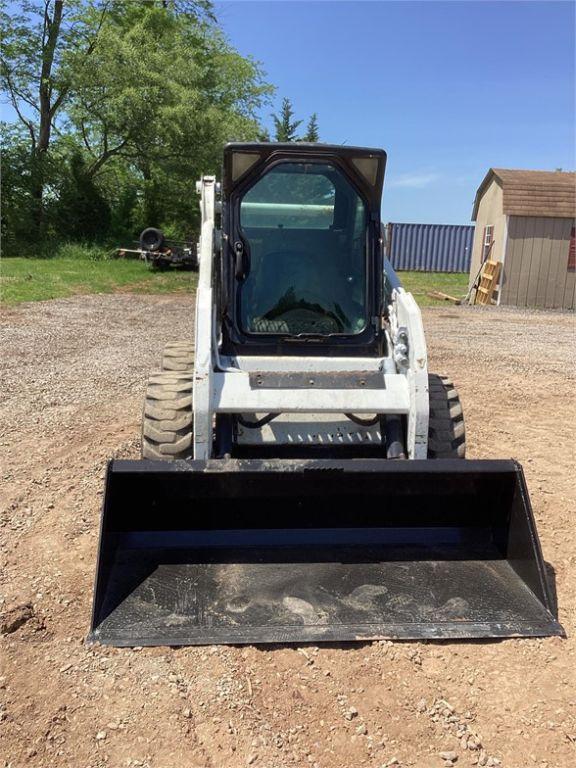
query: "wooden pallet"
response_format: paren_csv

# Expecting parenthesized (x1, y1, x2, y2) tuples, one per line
(427, 290, 462, 305)
(474, 259, 501, 305)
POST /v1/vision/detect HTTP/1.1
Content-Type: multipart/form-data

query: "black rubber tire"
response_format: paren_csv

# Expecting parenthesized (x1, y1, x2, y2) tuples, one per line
(427, 374, 466, 459)
(139, 227, 165, 252)
(141, 370, 193, 460)
(161, 341, 194, 372)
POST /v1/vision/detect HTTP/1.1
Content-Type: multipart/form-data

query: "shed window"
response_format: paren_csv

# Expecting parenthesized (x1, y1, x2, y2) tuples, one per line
(568, 226, 576, 271)
(482, 225, 494, 262)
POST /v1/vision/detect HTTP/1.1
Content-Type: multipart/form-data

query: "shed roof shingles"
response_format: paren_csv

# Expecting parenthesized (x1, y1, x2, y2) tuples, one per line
(473, 168, 576, 219)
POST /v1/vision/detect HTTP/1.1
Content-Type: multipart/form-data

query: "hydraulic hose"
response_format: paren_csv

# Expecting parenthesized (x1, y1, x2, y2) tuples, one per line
(344, 413, 380, 427)
(237, 413, 281, 429)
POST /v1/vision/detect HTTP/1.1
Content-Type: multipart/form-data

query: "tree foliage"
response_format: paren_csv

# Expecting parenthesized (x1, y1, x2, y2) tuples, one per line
(54, 151, 111, 240)
(1, 1, 272, 251)
(303, 113, 320, 142)
(1, 2, 324, 254)
(271, 97, 302, 142)
(271, 98, 320, 144)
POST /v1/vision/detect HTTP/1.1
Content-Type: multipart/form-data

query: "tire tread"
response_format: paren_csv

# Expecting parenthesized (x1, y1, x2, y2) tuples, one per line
(142, 342, 194, 460)
(427, 373, 466, 459)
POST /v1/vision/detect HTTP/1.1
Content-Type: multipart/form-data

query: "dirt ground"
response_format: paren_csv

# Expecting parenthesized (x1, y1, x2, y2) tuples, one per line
(1, 294, 575, 768)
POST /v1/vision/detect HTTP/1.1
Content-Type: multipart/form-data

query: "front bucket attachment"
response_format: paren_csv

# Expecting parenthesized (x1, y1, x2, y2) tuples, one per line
(88, 459, 563, 646)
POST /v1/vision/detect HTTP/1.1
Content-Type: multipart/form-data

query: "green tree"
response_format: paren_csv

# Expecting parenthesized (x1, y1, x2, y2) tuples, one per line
(53, 151, 111, 240)
(272, 97, 302, 142)
(64, 5, 271, 236)
(0, 124, 38, 252)
(1, 1, 272, 249)
(0, 0, 112, 237)
(303, 112, 320, 142)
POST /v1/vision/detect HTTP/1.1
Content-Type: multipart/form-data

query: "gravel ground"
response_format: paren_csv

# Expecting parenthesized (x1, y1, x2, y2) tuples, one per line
(1, 293, 575, 768)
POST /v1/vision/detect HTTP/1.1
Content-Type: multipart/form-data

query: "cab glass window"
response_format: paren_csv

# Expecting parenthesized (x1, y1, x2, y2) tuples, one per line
(238, 162, 368, 336)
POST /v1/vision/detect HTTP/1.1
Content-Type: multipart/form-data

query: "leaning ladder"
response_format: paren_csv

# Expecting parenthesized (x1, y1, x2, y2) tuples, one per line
(474, 259, 501, 305)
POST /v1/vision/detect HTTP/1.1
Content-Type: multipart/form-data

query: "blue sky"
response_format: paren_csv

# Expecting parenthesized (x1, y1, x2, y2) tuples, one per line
(216, 0, 575, 224)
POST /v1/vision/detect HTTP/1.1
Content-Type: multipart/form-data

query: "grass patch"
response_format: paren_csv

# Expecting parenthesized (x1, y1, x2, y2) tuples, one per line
(2, 247, 467, 309)
(1, 251, 196, 305)
(399, 271, 469, 307)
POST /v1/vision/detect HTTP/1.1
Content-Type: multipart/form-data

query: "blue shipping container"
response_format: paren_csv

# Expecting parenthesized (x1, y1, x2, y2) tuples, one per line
(386, 222, 474, 272)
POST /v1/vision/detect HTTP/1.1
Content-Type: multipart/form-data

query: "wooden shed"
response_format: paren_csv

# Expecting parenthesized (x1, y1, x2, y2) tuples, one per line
(470, 168, 575, 309)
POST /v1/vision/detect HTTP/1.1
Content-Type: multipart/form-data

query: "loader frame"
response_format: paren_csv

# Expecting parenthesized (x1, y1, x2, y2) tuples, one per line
(193, 162, 429, 462)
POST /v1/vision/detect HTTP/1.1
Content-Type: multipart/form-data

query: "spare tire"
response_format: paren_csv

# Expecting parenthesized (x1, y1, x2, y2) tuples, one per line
(139, 227, 165, 252)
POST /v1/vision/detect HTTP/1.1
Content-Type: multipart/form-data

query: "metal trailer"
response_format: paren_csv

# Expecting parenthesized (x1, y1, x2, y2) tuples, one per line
(117, 228, 197, 270)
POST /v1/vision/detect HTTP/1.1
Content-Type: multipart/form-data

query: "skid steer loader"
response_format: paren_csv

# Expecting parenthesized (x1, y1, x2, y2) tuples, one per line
(89, 143, 562, 646)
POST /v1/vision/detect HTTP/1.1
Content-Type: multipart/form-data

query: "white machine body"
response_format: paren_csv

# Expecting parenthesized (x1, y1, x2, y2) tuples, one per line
(193, 175, 429, 461)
